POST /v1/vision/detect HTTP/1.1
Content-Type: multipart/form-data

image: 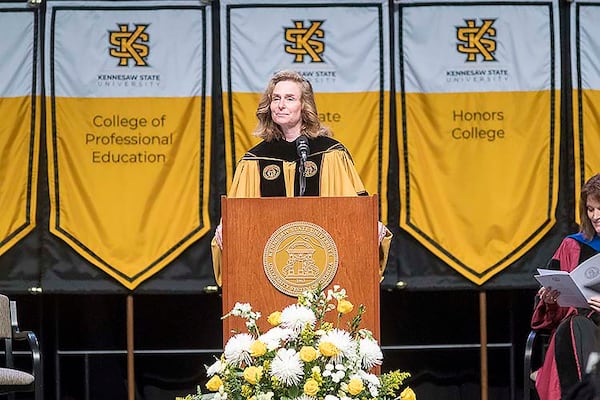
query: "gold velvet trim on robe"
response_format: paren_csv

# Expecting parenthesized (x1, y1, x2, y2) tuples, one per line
(211, 146, 391, 286)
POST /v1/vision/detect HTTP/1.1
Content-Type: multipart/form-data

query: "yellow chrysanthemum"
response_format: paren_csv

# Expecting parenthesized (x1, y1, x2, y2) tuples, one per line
(337, 299, 354, 314)
(303, 378, 320, 396)
(400, 387, 416, 400)
(267, 311, 282, 326)
(205, 375, 223, 392)
(243, 366, 263, 385)
(347, 378, 364, 395)
(299, 346, 318, 362)
(250, 340, 267, 357)
(318, 341, 339, 357)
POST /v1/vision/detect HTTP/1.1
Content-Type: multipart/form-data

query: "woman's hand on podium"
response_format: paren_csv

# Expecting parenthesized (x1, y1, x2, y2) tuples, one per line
(378, 221, 388, 243)
(215, 223, 223, 249)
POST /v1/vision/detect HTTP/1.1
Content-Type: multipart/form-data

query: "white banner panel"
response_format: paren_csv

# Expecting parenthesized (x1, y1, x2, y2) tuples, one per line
(572, 0, 600, 218)
(221, 0, 391, 217)
(45, 0, 212, 289)
(50, 2, 206, 98)
(0, 3, 39, 257)
(396, 0, 561, 284)
(403, 1, 559, 93)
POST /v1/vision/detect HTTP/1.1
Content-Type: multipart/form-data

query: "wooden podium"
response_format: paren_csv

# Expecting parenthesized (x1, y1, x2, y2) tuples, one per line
(221, 196, 381, 345)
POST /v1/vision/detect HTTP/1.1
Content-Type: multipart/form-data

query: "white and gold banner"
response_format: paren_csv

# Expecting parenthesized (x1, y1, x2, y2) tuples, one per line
(45, 0, 212, 289)
(0, 3, 39, 257)
(396, 0, 561, 284)
(572, 0, 600, 221)
(220, 0, 390, 218)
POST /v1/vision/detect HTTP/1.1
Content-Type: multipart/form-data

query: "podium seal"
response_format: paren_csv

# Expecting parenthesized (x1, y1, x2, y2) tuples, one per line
(263, 221, 338, 297)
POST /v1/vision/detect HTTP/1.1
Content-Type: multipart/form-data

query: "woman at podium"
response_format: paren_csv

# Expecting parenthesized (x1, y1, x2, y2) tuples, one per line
(211, 70, 391, 285)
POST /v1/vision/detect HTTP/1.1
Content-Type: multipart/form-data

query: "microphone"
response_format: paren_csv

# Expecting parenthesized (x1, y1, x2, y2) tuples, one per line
(296, 135, 310, 162)
(296, 135, 309, 196)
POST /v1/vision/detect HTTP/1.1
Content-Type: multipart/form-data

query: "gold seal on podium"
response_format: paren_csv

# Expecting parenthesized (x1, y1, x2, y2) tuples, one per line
(263, 221, 338, 297)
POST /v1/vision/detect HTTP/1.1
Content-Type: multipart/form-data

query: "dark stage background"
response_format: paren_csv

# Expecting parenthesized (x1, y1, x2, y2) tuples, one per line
(0, 0, 581, 398)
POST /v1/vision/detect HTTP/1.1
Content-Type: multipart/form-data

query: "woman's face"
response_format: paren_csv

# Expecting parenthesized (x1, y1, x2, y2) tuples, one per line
(586, 196, 600, 234)
(270, 80, 303, 139)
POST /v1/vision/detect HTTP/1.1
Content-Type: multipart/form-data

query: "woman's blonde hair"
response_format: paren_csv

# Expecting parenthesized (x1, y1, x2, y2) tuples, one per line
(253, 70, 332, 141)
(580, 173, 600, 240)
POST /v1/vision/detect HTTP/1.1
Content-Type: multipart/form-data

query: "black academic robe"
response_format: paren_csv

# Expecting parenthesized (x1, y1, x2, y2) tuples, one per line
(211, 136, 391, 286)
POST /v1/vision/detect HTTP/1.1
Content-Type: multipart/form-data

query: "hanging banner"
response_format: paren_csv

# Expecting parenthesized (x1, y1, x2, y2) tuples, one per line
(396, 0, 561, 284)
(45, 0, 212, 290)
(0, 3, 40, 257)
(220, 0, 390, 218)
(573, 0, 600, 221)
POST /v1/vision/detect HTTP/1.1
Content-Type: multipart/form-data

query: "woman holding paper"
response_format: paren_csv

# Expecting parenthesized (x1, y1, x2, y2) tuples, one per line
(531, 173, 600, 400)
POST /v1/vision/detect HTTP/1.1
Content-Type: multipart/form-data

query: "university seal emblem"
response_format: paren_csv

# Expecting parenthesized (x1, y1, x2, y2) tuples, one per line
(304, 160, 318, 178)
(263, 221, 338, 297)
(262, 164, 281, 180)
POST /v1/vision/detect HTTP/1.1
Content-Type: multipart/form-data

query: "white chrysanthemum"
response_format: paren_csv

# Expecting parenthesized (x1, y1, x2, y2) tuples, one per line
(270, 348, 304, 386)
(280, 304, 316, 332)
(214, 392, 227, 400)
(319, 329, 357, 363)
(259, 327, 295, 351)
(215, 385, 228, 400)
(256, 391, 275, 400)
(324, 395, 339, 400)
(358, 371, 380, 397)
(358, 370, 380, 387)
(294, 395, 316, 400)
(228, 303, 261, 324)
(205, 359, 224, 376)
(323, 362, 346, 382)
(358, 337, 383, 369)
(331, 369, 345, 383)
(232, 302, 252, 315)
(224, 333, 254, 366)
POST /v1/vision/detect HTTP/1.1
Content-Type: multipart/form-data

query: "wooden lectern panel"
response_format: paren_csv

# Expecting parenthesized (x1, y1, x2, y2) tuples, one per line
(221, 196, 380, 345)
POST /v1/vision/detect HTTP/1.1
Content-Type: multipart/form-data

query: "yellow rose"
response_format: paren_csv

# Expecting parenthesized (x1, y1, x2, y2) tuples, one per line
(205, 375, 223, 392)
(303, 378, 320, 396)
(243, 366, 263, 385)
(400, 387, 416, 400)
(267, 311, 282, 326)
(250, 340, 267, 357)
(299, 346, 318, 362)
(337, 299, 354, 314)
(318, 342, 339, 357)
(347, 378, 364, 396)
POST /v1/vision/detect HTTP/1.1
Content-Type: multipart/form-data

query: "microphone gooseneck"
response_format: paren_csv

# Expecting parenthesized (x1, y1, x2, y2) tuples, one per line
(296, 135, 310, 196)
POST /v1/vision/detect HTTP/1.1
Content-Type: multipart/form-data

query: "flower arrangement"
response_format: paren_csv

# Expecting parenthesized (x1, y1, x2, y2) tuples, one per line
(178, 285, 415, 400)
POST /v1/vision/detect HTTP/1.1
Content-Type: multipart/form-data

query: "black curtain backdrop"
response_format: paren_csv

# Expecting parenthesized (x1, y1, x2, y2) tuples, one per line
(0, 0, 576, 294)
